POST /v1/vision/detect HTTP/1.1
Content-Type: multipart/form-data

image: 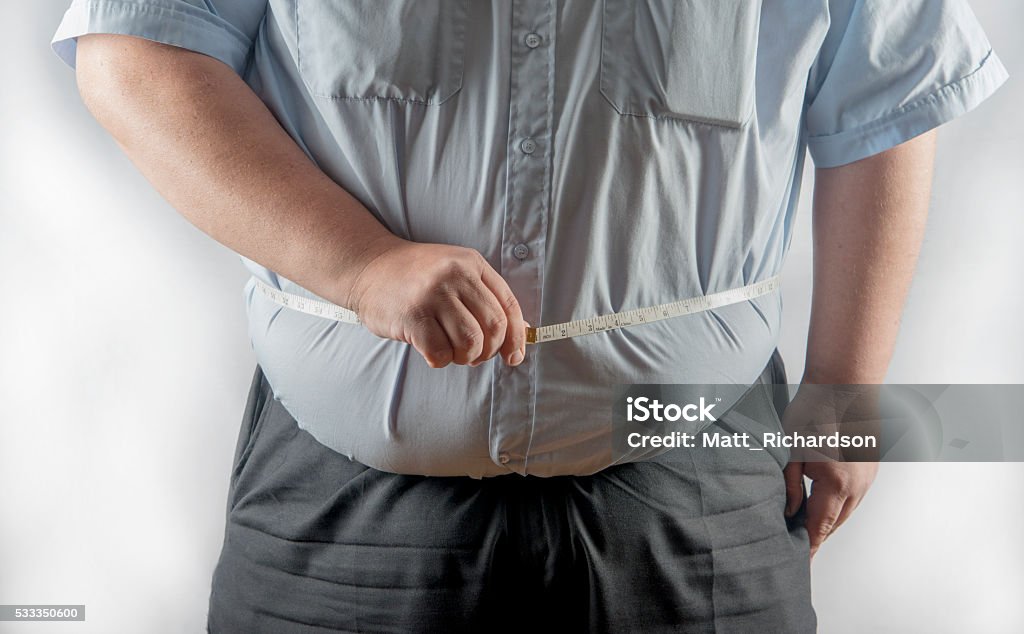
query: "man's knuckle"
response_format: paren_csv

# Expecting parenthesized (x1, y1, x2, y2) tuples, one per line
(456, 326, 481, 351)
(833, 474, 854, 496)
(442, 257, 473, 280)
(404, 304, 433, 326)
(500, 292, 520, 314)
(422, 277, 451, 300)
(467, 248, 487, 266)
(483, 313, 507, 336)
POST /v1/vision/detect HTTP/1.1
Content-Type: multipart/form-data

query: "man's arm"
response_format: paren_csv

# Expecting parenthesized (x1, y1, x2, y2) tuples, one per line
(805, 130, 937, 384)
(74, 34, 527, 368)
(783, 130, 938, 558)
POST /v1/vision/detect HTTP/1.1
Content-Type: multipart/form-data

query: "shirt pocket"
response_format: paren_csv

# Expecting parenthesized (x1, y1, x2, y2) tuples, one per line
(599, 0, 762, 128)
(295, 0, 469, 105)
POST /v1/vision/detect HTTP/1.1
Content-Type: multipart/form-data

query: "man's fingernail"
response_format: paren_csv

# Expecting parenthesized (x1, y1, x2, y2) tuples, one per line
(509, 350, 524, 365)
(785, 506, 795, 518)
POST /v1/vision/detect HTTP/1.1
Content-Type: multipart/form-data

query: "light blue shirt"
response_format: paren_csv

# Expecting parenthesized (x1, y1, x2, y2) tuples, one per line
(53, 0, 1007, 477)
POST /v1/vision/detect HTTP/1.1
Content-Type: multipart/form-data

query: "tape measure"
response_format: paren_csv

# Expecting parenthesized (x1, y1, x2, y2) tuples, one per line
(252, 275, 781, 345)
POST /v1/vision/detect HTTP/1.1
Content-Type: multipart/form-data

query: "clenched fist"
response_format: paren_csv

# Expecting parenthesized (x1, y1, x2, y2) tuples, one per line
(343, 238, 528, 369)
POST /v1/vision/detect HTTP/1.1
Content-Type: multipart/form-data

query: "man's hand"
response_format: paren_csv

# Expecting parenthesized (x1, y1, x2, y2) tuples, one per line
(779, 383, 881, 559)
(346, 237, 528, 369)
(784, 461, 878, 560)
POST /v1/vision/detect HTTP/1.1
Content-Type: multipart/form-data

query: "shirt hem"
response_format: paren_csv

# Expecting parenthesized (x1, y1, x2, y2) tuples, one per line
(806, 48, 1009, 168)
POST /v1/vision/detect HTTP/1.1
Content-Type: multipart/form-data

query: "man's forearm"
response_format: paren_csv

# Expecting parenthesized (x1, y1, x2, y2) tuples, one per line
(75, 34, 400, 308)
(804, 130, 938, 384)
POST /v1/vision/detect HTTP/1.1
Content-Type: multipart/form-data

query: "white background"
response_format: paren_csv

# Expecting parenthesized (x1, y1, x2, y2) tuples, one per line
(1, 1, 1022, 632)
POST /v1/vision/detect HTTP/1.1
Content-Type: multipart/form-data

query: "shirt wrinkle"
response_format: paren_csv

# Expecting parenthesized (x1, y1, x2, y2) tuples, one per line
(51, 0, 1007, 477)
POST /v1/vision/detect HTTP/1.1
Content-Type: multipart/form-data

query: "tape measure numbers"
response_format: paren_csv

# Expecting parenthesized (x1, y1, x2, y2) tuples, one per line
(252, 275, 781, 345)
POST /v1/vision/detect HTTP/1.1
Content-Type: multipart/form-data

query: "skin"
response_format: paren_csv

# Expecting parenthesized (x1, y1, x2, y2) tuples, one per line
(75, 34, 937, 559)
(786, 130, 937, 560)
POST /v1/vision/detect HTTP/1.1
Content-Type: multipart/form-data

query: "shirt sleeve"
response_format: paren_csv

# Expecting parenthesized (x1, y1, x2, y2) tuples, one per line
(51, 0, 269, 76)
(803, 0, 1009, 168)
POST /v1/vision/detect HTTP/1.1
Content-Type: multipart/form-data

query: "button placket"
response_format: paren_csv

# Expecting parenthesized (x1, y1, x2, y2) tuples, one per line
(490, 0, 555, 474)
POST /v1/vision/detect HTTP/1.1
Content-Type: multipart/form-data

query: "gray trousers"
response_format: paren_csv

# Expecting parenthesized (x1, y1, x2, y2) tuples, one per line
(207, 350, 815, 633)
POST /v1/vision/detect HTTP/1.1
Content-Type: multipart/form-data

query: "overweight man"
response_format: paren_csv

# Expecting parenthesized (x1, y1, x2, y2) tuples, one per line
(52, 0, 1006, 631)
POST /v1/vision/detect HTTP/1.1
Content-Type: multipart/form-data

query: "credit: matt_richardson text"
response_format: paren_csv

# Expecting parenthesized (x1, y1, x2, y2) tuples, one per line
(625, 431, 879, 450)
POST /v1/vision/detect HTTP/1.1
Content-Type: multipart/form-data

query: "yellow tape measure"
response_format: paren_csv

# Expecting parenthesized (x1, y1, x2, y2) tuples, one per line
(252, 275, 781, 345)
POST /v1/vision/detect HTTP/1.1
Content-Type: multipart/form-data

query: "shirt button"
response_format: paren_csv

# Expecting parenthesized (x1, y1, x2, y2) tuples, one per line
(513, 243, 530, 260)
(524, 32, 542, 49)
(498, 452, 511, 465)
(520, 138, 537, 155)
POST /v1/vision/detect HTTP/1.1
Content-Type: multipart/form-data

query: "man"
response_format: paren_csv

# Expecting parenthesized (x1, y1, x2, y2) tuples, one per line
(52, 0, 1006, 631)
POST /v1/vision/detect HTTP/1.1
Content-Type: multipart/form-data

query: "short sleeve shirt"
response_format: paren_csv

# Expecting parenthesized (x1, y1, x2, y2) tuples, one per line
(52, 0, 1008, 477)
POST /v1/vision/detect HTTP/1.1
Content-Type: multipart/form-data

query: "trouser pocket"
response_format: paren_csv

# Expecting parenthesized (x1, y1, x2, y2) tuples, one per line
(228, 365, 272, 508)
